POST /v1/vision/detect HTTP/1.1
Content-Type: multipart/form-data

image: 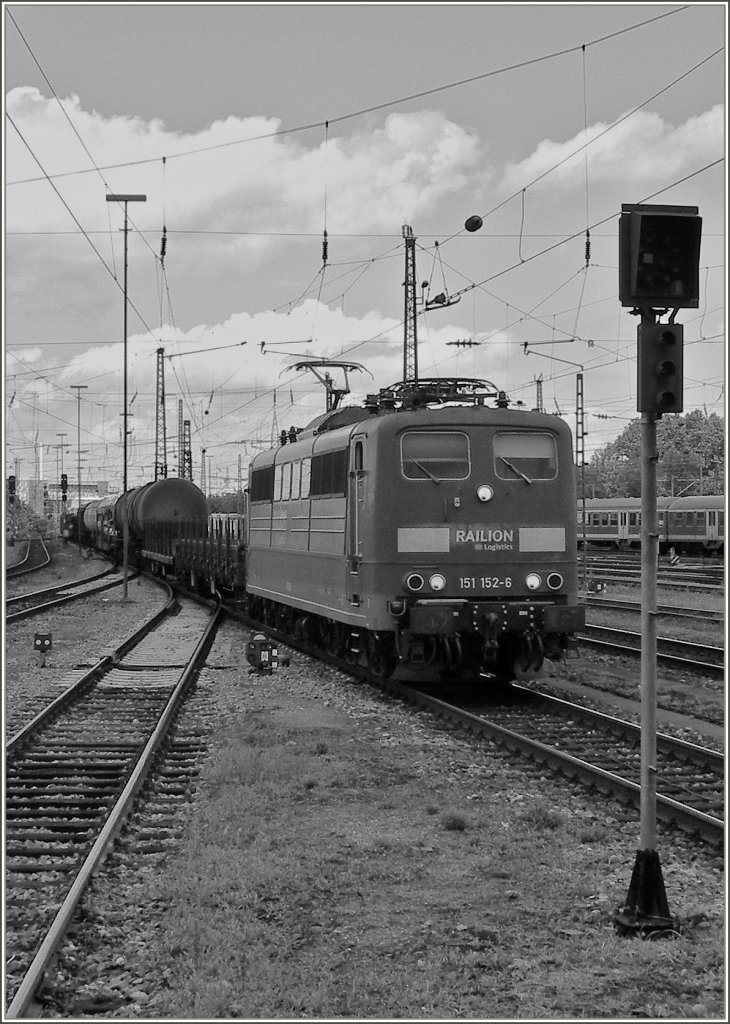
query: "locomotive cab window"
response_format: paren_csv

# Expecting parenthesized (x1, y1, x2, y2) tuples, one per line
(401, 431, 470, 480)
(250, 465, 274, 502)
(493, 432, 557, 481)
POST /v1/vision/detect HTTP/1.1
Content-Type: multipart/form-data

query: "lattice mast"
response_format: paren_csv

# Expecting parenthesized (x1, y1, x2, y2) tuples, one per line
(154, 348, 168, 480)
(183, 420, 192, 481)
(177, 399, 184, 477)
(402, 225, 418, 382)
(535, 377, 544, 413)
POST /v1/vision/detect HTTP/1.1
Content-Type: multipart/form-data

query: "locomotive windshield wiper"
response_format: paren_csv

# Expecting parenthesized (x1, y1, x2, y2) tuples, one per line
(499, 457, 532, 484)
(409, 458, 441, 484)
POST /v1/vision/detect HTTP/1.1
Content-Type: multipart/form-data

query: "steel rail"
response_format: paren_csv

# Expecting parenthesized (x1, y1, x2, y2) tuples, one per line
(7, 579, 176, 755)
(509, 683, 724, 770)
(581, 596, 724, 622)
(222, 599, 723, 844)
(6, 537, 50, 578)
(578, 624, 724, 676)
(385, 679, 723, 845)
(6, 570, 141, 624)
(6, 594, 224, 1019)
(6, 566, 116, 607)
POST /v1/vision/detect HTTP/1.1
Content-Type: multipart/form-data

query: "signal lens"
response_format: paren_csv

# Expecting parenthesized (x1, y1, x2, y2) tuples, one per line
(429, 573, 446, 591)
(525, 573, 541, 591)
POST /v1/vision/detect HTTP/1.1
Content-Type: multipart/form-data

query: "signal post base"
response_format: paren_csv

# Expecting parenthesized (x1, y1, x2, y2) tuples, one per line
(614, 848, 679, 938)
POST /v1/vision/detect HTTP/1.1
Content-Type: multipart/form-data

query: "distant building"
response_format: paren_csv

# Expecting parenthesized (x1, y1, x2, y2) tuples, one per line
(22, 480, 116, 513)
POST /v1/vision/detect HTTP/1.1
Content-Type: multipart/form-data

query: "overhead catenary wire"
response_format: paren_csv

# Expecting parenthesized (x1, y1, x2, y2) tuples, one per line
(6, 8, 723, 478)
(6, 5, 694, 187)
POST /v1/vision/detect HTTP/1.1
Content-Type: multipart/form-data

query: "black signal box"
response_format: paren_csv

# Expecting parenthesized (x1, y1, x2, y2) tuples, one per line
(619, 204, 702, 309)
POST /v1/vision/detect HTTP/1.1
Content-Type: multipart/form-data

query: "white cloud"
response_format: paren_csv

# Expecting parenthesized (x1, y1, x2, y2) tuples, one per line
(500, 104, 724, 193)
(6, 89, 484, 235)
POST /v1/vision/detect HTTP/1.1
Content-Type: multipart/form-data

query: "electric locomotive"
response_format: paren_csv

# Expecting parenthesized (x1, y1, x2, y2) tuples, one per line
(245, 378, 584, 681)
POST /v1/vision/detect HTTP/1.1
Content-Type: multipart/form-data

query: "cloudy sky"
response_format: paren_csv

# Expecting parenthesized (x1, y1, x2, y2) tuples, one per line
(4, 2, 726, 494)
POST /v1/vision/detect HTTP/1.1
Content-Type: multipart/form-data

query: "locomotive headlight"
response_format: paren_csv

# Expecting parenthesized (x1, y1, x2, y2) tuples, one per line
(405, 572, 425, 592)
(547, 572, 564, 590)
(525, 572, 542, 590)
(476, 484, 494, 502)
(429, 573, 447, 591)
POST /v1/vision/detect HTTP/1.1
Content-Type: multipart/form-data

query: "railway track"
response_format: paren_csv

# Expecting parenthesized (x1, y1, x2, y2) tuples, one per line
(6, 537, 51, 579)
(577, 623, 724, 677)
(584, 560, 724, 591)
(390, 681, 723, 846)
(6, 567, 133, 623)
(581, 595, 724, 623)
(222, 600, 723, 849)
(5, 587, 223, 1018)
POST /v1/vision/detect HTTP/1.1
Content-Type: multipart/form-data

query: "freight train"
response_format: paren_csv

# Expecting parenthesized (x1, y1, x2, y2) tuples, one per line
(62, 479, 209, 554)
(68, 378, 586, 683)
(578, 495, 724, 553)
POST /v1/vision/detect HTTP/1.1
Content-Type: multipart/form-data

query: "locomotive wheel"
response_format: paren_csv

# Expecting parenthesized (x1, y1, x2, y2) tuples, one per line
(275, 604, 292, 632)
(319, 619, 346, 658)
(366, 632, 397, 679)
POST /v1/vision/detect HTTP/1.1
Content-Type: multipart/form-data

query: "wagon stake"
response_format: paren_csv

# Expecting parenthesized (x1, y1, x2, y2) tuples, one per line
(613, 848, 680, 938)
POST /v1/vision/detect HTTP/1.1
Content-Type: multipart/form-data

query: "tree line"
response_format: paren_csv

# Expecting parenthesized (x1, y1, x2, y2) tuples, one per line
(582, 410, 724, 498)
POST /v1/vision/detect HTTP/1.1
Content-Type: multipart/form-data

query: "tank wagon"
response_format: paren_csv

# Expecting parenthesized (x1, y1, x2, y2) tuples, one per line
(243, 378, 584, 681)
(73, 479, 208, 557)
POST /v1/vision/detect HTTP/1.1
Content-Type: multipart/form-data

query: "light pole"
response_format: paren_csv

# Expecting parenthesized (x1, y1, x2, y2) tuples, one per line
(106, 192, 146, 601)
(71, 386, 88, 554)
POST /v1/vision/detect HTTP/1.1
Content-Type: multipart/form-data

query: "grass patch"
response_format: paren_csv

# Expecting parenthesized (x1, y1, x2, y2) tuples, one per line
(58, 660, 725, 1020)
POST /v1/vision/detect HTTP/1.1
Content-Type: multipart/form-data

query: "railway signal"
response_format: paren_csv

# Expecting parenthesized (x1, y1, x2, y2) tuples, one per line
(637, 323, 683, 415)
(619, 203, 702, 309)
(8, 474, 16, 502)
(614, 200, 703, 939)
(61, 472, 68, 500)
(34, 633, 52, 668)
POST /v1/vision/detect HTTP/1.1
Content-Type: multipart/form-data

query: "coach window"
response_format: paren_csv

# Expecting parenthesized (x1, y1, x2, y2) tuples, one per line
(281, 462, 292, 500)
(493, 432, 557, 481)
(274, 465, 282, 501)
(300, 458, 311, 498)
(401, 431, 470, 480)
(629, 513, 637, 527)
(600, 513, 609, 527)
(291, 460, 301, 499)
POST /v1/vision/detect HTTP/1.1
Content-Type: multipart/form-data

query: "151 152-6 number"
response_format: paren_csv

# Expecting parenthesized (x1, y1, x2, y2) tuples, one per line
(459, 576, 512, 589)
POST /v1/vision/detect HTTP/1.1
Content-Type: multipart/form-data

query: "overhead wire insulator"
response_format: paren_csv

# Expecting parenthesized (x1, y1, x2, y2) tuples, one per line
(160, 225, 167, 264)
(322, 228, 328, 265)
(584, 229, 591, 266)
